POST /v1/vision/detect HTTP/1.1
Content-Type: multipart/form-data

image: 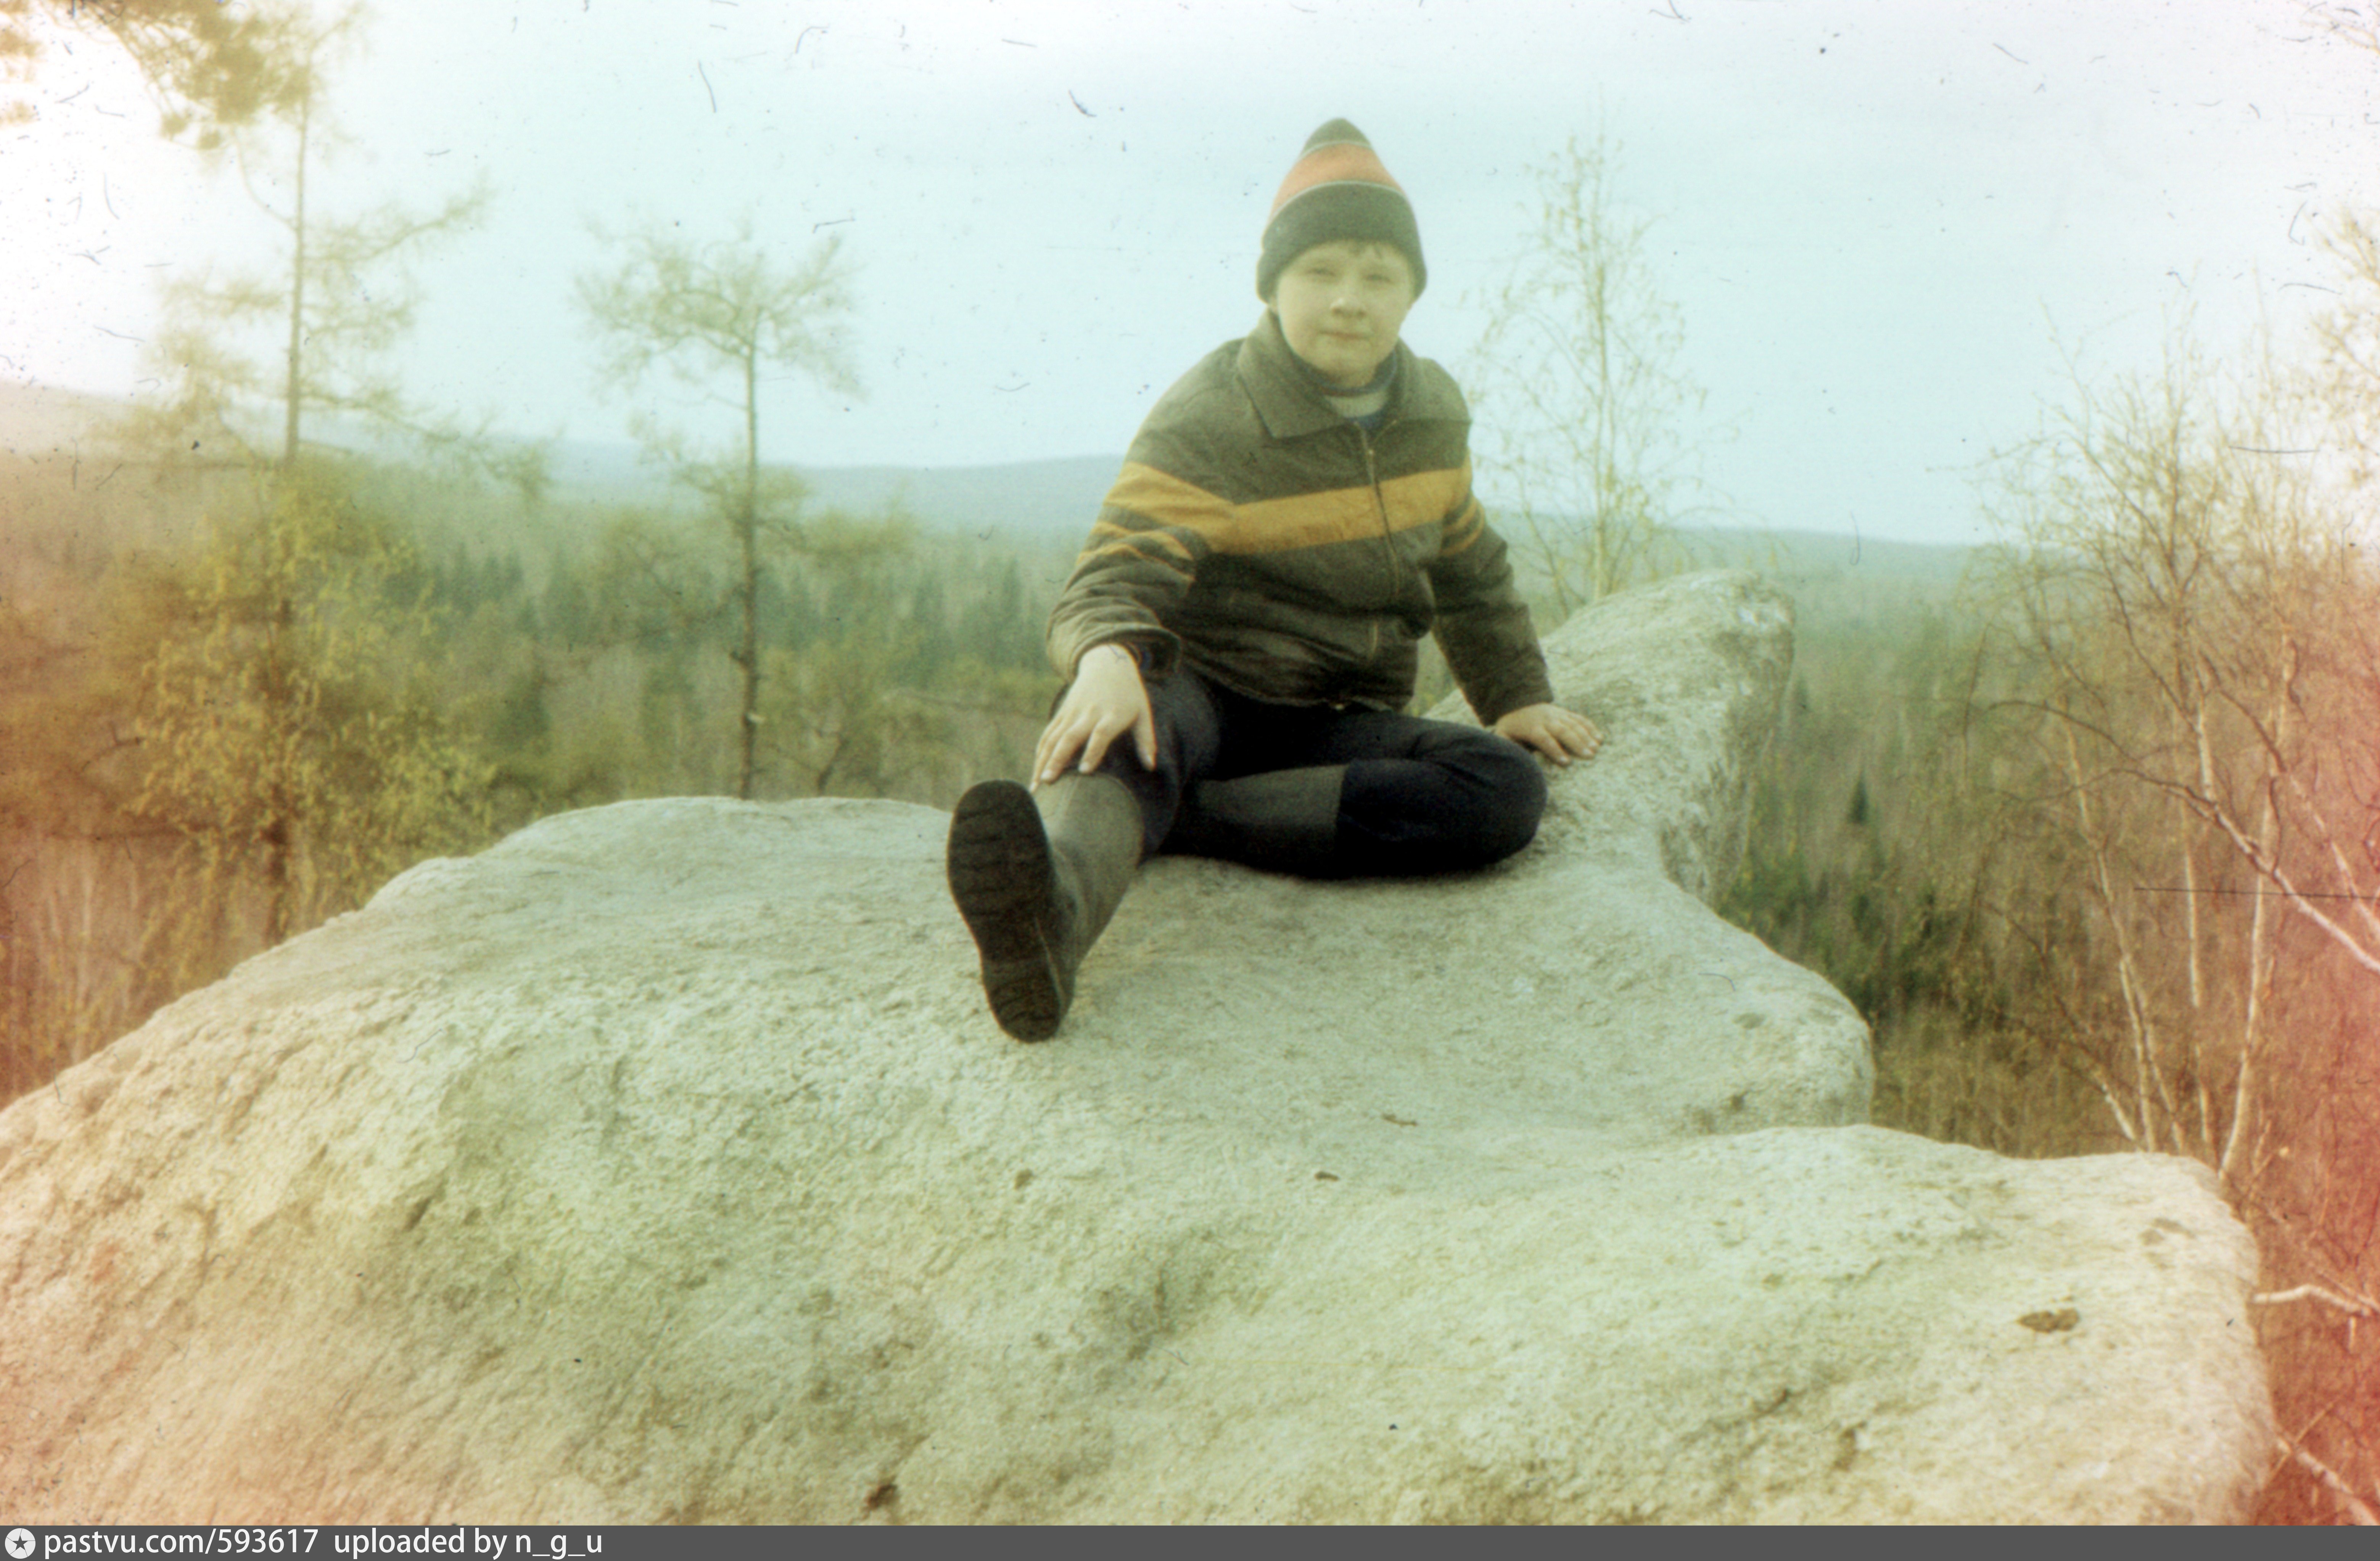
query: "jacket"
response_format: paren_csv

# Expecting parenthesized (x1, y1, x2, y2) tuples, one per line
(1046, 311, 1555, 724)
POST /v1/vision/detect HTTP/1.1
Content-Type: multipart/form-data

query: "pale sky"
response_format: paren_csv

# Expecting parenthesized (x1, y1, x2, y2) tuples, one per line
(5, 0, 2376, 544)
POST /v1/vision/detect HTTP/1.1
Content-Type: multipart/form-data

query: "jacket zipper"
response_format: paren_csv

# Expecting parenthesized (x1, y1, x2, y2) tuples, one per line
(1359, 425, 1408, 667)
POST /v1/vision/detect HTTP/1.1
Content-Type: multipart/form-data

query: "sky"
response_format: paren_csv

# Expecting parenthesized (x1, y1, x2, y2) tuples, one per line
(5, 0, 2377, 545)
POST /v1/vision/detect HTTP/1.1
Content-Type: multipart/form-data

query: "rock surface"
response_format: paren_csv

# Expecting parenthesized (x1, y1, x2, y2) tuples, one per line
(0, 572, 2271, 1522)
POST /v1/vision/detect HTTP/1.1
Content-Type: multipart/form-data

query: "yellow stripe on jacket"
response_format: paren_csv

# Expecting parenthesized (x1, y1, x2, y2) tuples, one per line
(1091, 460, 1474, 560)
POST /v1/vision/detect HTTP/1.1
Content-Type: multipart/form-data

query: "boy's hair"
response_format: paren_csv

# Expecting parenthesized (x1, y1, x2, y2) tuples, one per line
(1257, 119, 1427, 302)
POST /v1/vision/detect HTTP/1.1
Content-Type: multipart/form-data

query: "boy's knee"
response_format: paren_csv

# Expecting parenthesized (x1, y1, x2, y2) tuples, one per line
(1455, 735, 1546, 865)
(1342, 730, 1546, 871)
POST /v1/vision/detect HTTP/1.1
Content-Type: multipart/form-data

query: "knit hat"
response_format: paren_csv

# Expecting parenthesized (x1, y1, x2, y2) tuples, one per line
(1256, 119, 1426, 301)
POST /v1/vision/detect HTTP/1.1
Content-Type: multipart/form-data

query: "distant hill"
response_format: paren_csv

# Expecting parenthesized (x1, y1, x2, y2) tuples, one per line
(0, 380, 129, 458)
(542, 436, 1982, 588)
(3, 387, 1983, 608)
(492, 439, 1125, 545)
(793, 457, 1122, 543)
(0, 387, 1127, 545)
(1660, 526, 1981, 637)
(1675, 525, 1974, 590)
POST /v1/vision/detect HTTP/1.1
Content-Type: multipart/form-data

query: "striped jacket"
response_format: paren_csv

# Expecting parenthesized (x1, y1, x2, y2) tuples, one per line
(1047, 312, 1554, 724)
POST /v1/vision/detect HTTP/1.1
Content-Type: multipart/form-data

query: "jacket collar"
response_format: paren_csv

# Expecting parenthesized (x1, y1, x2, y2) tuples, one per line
(1237, 309, 1465, 440)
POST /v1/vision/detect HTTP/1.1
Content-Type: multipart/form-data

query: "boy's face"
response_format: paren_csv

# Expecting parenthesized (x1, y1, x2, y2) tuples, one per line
(1270, 240, 1416, 389)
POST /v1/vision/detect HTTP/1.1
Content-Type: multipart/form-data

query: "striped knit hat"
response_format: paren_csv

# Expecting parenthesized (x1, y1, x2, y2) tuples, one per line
(1257, 119, 1426, 301)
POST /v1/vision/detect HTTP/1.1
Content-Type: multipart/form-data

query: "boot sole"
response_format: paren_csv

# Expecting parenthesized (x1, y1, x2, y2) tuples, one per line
(946, 780, 1069, 1041)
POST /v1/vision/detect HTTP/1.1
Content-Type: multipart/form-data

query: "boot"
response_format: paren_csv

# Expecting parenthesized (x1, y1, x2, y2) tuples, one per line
(1161, 764, 1344, 877)
(946, 773, 1143, 1041)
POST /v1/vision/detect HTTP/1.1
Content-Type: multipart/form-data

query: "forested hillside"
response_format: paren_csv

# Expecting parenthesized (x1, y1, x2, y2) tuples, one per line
(0, 425, 1076, 1098)
(1710, 373, 2380, 1523)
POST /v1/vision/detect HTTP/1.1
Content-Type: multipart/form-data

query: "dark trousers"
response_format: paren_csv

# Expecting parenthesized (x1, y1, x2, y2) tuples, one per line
(1091, 668, 1547, 877)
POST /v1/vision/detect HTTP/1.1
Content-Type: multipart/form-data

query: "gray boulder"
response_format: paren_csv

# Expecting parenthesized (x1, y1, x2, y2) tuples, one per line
(0, 572, 2271, 1522)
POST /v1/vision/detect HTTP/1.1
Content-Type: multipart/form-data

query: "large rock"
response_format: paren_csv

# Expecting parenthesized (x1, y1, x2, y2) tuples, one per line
(0, 572, 2271, 1522)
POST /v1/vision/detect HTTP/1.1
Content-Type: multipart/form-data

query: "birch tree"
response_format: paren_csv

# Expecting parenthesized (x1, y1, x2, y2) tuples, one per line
(1468, 131, 1714, 614)
(1974, 318, 2380, 1521)
(1974, 332, 2377, 1165)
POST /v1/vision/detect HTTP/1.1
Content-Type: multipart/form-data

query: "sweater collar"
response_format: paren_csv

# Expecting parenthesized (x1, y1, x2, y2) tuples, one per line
(1237, 309, 1463, 440)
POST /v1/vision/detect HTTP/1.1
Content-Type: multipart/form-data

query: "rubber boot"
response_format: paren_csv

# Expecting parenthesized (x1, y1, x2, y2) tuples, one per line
(1161, 764, 1344, 877)
(946, 773, 1144, 1041)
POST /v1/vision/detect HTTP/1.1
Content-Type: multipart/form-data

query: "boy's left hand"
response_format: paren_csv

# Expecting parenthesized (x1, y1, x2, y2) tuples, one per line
(1493, 703, 1603, 766)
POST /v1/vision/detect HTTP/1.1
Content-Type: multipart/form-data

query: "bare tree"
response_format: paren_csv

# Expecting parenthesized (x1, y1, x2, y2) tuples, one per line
(1974, 305, 2380, 1522)
(1468, 130, 1716, 614)
(578, 218, 872, 799)
(1975, 325, 2380, 1156)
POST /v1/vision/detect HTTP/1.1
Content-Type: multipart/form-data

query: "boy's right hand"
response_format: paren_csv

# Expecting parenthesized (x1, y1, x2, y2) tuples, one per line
(1035, 642, 1156, 786)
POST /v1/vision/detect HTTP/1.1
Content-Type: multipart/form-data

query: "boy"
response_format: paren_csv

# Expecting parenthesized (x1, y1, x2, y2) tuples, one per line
(947, 119, 1602, 1042)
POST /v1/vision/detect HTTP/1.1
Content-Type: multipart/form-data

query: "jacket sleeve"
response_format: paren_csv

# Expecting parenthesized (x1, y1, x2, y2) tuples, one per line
(1427, 473, 1556, 724)
(1045, 375, 1240, 682)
